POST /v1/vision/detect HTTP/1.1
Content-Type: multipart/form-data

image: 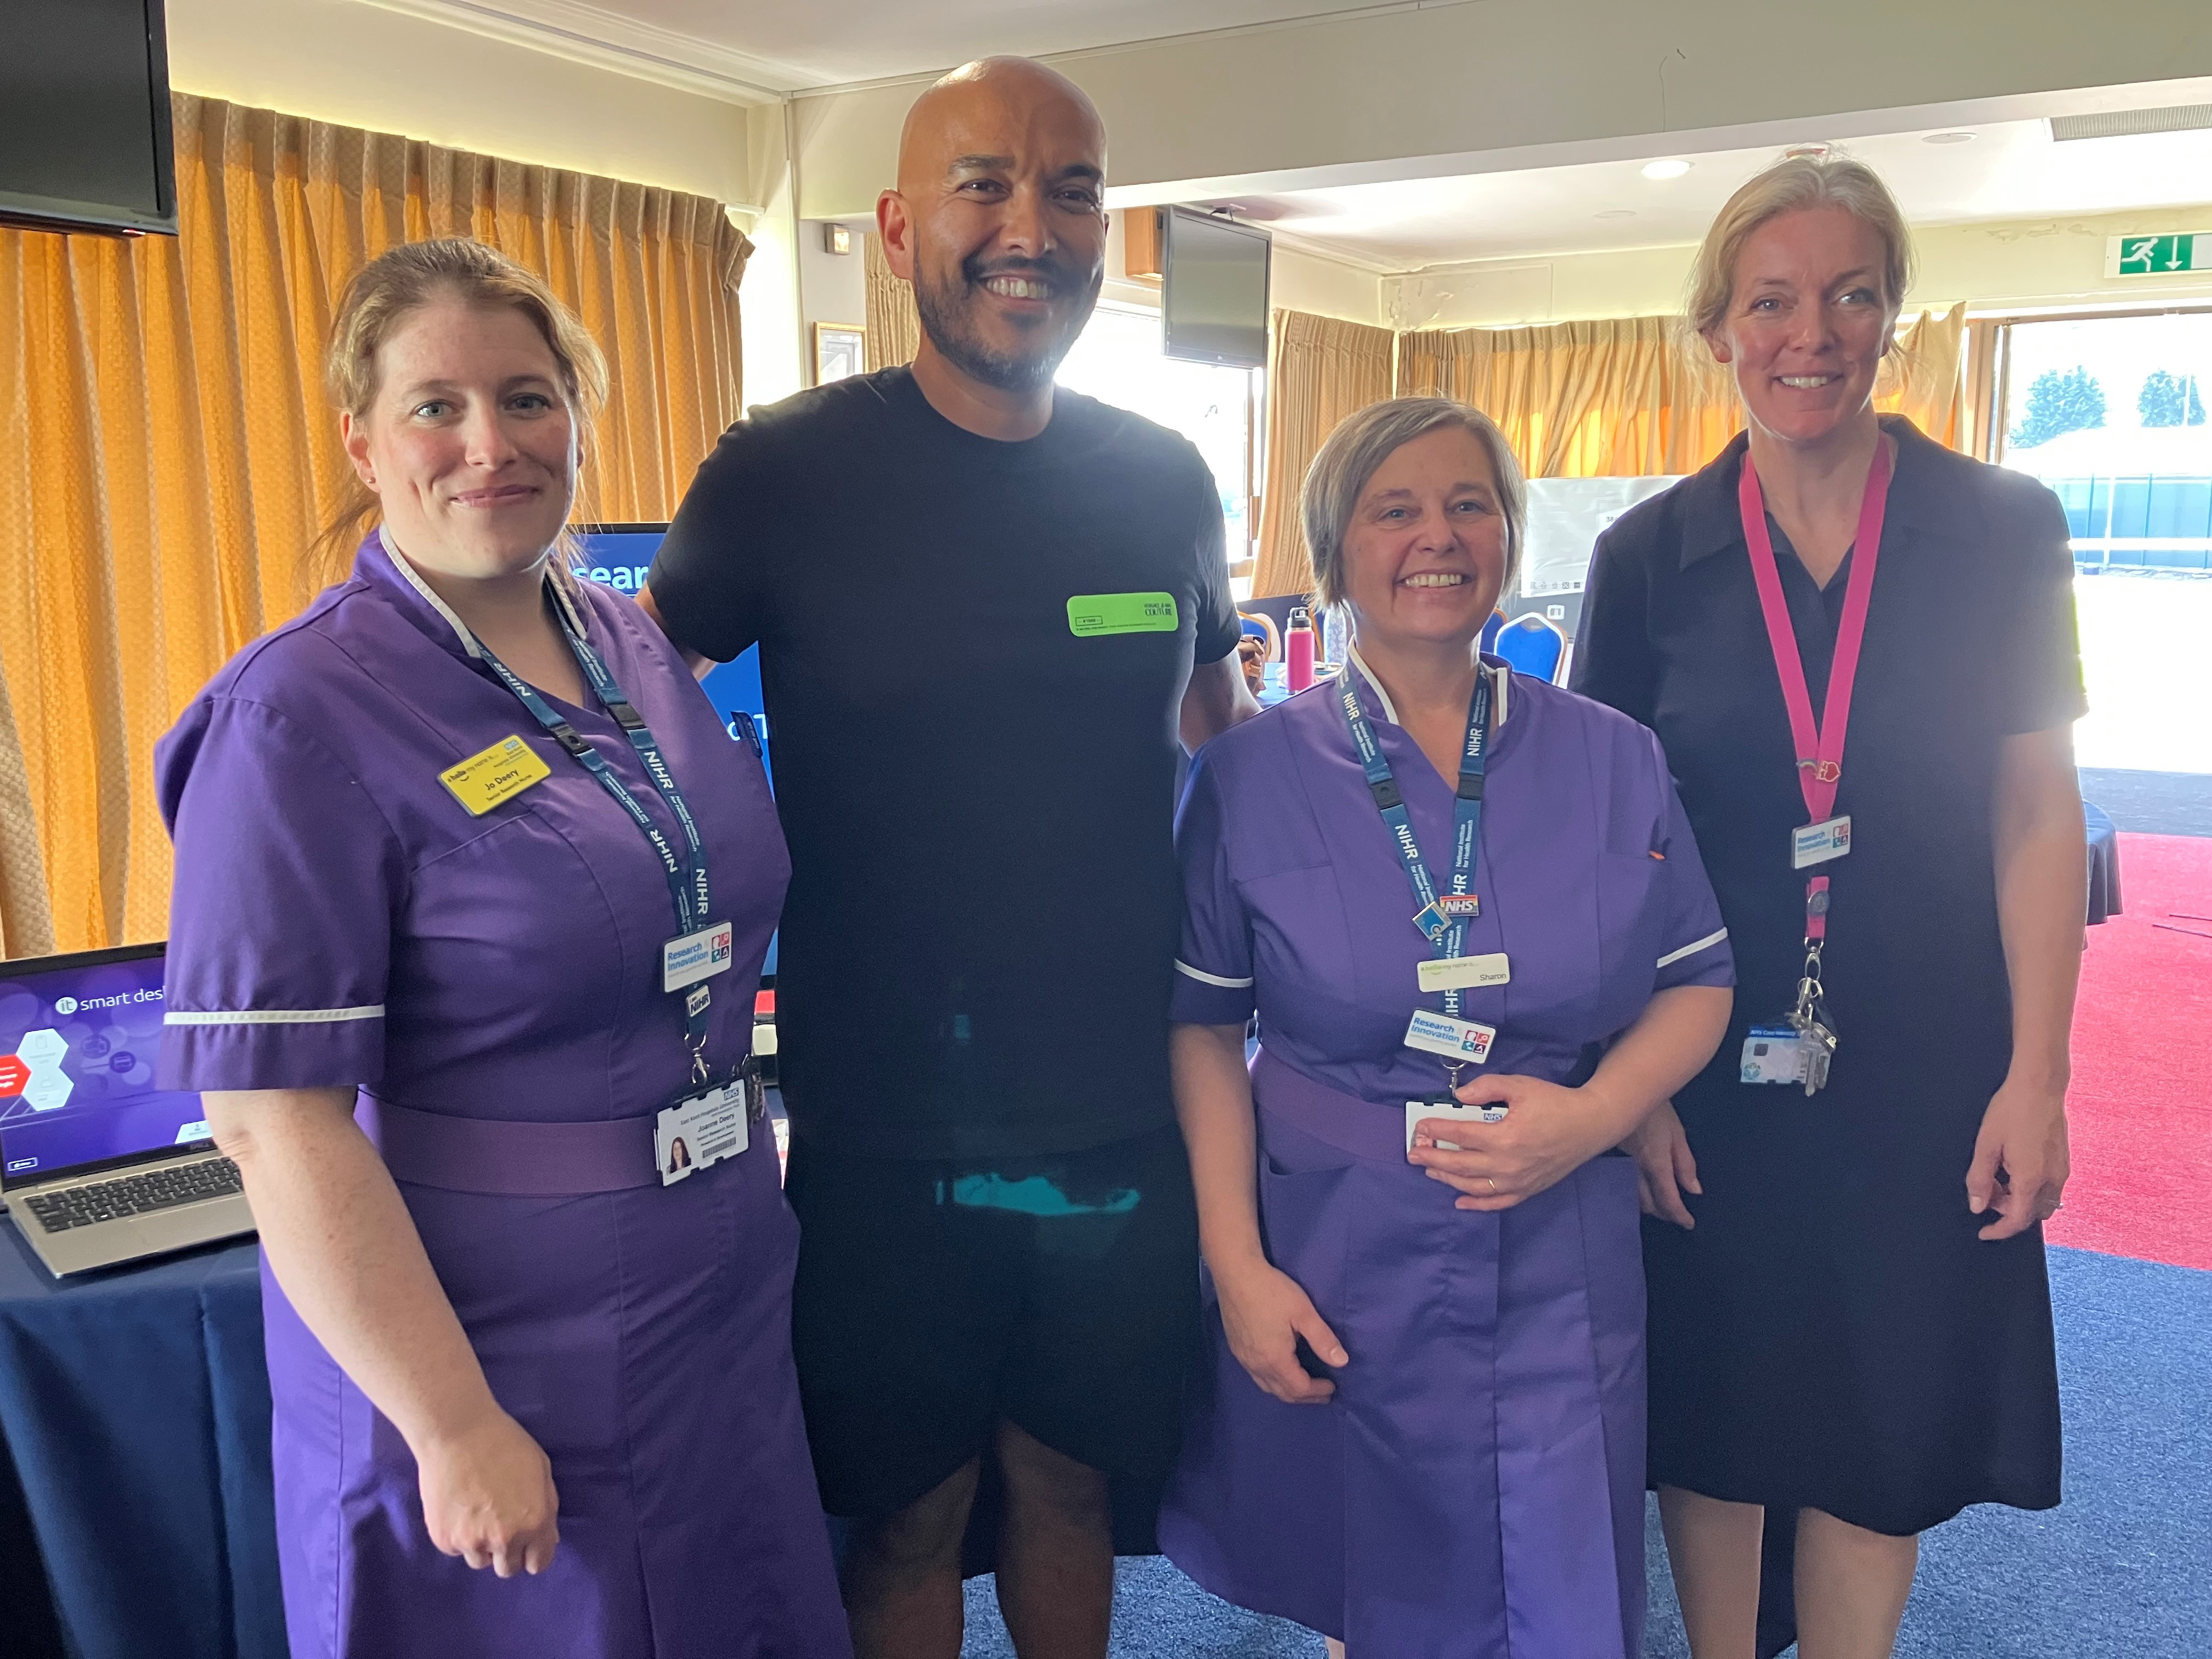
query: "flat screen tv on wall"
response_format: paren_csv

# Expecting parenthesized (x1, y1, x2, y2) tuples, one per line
(0, 0, 177, 236)
(1163, 207, 1269, 370)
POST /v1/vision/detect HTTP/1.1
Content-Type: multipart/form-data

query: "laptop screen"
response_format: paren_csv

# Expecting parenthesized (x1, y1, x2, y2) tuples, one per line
(0, 946, 209, 1184)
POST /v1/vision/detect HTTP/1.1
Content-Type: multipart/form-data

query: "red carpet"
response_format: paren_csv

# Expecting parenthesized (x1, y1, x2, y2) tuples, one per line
(2045, 832, 2212, 1270)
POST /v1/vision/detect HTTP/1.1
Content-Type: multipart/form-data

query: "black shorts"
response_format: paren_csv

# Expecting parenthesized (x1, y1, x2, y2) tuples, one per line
(786, 1122, 1199, 1528)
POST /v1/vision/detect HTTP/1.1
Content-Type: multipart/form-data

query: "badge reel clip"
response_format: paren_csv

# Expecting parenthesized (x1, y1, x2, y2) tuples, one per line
(1742, 894, 1838, 1095)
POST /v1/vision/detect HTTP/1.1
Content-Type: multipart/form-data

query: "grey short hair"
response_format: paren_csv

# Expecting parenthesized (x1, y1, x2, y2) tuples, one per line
(1300, 397, 1528, 610)
(1686, 153, 1915, 340)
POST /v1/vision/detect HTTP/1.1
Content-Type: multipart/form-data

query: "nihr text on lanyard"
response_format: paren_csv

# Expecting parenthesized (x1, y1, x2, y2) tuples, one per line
(1737, 437, 1893, 1095)
(1341, 665, 1495, 1085)
(476, 600, 720, 1087)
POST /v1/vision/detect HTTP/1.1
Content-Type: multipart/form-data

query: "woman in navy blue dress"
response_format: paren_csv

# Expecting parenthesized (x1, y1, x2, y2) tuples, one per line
(1575, 157, 2085, 1656)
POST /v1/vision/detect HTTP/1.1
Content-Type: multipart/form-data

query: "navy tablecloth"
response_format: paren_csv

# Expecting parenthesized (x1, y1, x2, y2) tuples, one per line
(0, 1229, 284, 1659)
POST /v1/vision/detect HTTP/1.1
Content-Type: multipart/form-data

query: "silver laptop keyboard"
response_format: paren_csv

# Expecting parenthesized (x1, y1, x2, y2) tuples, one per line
(19, 1158, 243, 1233)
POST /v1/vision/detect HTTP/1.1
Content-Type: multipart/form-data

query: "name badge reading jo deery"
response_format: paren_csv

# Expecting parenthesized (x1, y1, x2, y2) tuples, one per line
(1066, 592, 1180, 637)
(440, 735, 551, 817)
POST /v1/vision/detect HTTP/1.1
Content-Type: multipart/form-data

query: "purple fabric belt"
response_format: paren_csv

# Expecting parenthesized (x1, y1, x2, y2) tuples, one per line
(1249, 1047, 1409, 1164)
(356, 1093, 661, 1195)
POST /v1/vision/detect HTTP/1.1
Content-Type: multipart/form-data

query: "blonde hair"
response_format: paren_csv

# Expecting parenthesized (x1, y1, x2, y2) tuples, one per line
(306, 238, 608, 590)
(1301, 397, 1527, 610)
(1685, 154, 1915, 342)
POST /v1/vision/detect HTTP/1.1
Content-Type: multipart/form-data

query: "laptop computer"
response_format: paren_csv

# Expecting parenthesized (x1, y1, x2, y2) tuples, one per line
(0, 941, 254, 1277)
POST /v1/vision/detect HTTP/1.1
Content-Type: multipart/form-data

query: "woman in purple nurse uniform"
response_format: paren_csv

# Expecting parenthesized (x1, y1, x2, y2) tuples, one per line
(154, 241, 848, 1659)
(1159, 397, 1736, 1658)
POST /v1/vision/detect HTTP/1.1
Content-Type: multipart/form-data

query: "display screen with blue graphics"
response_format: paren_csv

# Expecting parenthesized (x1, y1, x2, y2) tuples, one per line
(573, 526, 775, 978)
(0, 948, 211, 1183)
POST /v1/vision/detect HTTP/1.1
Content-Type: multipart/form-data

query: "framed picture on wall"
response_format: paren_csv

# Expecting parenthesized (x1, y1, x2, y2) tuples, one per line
(814, 322, 865, 385)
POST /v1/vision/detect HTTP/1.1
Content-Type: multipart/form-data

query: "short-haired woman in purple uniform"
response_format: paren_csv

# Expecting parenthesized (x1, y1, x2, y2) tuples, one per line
(155, 241, 848, 1658)
(1160, 397, 1736, 1656)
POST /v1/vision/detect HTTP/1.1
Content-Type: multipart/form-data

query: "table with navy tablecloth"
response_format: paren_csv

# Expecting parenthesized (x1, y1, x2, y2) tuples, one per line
(0, 1227, 283, 1659)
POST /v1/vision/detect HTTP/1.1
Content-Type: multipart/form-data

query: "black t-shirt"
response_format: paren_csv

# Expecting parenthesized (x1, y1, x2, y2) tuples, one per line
(650, 368, 1241, 1159)
(1571, 418, 2087, 1107)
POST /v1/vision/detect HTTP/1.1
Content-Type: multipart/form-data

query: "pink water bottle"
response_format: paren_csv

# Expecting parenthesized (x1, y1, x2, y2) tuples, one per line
(1285, 605, 1316, 693)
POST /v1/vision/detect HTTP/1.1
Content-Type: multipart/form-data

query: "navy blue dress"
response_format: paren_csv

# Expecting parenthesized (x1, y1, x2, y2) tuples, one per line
(1573, 419, 2083, 1547)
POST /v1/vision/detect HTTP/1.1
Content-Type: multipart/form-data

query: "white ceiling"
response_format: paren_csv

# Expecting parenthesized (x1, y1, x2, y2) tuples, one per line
(368, 0, 1414, 91)
(1217, 117, 2212, 269)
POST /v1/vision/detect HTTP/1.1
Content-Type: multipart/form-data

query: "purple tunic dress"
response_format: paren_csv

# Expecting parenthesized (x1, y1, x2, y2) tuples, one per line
(155, 534, 848, 1659)
(1159, 654, 1733, 1657)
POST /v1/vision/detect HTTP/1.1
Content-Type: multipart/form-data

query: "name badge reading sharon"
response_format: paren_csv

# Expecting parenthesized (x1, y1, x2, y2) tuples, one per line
(1418, 953, 1511, 994)
(439, 735, 551, 817)
(1066, 592, 1180, 637)
(1792, 815, 1851, 869)
(1403, 1009, 1497, 1065)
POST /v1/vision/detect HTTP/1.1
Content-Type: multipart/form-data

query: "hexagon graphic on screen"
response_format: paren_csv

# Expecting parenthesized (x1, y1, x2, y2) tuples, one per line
(15, 1029, 73, 1111)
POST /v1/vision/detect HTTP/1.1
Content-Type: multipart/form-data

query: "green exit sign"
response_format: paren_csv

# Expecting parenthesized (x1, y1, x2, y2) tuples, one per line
(2107, 233, 2212, 276)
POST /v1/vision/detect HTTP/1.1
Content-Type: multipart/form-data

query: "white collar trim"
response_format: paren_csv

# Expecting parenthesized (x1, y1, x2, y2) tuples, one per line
(1342, 644, 1510, 731)
(379, 531, 589, 658)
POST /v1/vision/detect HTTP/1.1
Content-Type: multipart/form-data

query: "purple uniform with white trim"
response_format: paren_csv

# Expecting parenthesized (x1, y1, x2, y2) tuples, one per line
(154, 533, 848, 1659)
(1159, 654, 1732, 1657)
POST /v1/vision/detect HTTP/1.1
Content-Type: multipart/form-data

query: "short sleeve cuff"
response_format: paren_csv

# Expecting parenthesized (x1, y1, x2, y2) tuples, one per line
(1654, 928, 1735, 992)
(1170, 960, 1255, 1026)
(159, 1010, 386, 1092)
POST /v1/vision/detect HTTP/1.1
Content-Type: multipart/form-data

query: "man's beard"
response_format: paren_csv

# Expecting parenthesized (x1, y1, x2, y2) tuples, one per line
(912, 251, 1101, 393)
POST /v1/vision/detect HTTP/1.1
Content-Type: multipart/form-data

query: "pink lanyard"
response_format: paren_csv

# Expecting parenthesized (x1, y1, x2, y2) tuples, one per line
(1737, 437, 1893, 943)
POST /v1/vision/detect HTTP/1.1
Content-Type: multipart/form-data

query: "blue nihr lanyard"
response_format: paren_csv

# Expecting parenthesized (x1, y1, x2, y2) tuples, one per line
(476, 596, 718, 1084)
(1340, 664, 1491, 1023)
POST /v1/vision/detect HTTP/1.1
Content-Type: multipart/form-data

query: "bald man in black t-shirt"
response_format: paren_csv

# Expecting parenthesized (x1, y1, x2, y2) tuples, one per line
(641, 55, 1256, 1659)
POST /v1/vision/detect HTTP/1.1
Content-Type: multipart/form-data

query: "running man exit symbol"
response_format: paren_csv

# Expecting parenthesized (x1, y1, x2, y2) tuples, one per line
(2113, 233, 2209, 275)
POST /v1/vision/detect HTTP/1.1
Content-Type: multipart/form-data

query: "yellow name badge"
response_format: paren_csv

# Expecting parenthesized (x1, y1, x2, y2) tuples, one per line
(439, 735, 552, 817)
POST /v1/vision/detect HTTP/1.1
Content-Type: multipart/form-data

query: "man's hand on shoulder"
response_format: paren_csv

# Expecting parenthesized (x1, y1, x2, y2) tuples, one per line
(635, 584, 714, 681)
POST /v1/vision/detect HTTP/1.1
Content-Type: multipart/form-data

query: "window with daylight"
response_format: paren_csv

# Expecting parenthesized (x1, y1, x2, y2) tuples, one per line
(1056, 304, 1257, 586)
(1993, 307, 2212, 775)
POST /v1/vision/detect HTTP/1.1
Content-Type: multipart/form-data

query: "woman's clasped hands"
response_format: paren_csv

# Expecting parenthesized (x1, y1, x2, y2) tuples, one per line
(1411, 1074, 1641, 1212)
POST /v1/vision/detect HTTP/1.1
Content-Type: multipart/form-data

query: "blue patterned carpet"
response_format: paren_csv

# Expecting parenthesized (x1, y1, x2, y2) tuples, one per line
(959, 1247, 2212, 1657)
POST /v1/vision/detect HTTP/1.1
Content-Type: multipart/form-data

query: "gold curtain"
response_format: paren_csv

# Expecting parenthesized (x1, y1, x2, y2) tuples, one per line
(864, 233, 921, 373)
(0, 93, 751, 957)
(1393, 304, 1969, 478)
(1252, 309, 1397, 596)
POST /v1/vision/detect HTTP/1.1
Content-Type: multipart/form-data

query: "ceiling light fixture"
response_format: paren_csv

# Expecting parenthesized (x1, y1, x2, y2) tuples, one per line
(1596, 209, 1637, 220)
(1782, 143, 1831, 159)
(1923, 131, 1977, 145)
(1641, 159, 1692, 180)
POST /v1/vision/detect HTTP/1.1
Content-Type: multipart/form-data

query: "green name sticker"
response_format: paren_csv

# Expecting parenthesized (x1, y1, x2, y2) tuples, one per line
(1066, 592, 1180, 637)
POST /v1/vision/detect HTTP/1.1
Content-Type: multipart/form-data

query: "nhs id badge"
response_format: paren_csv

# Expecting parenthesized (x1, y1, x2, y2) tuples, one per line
(654, 1079, 748, 1186)
(662, 921, 733, 994)
(1791, 815, 1850, 870)
(1405, 1095, 1508, 1154)
(1403, 1009, 1497, 1066)
(1740, 1024, 1807, 1086)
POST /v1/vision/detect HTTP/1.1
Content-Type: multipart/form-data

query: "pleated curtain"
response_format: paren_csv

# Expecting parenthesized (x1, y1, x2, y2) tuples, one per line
(862, 233, 921, 373)
(0, 93, 751, 957)
(1394, 304, 1968, 479)
(1251, 309, 1397, 597)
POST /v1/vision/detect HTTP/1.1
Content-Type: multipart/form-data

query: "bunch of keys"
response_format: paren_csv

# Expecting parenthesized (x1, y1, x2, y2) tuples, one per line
(1787, 945, 1837, 1096)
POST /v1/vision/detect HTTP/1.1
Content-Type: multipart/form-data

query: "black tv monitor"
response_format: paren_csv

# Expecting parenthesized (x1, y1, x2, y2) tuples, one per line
(0, 0, 177, 237)
(1163, 208, 1269, 370)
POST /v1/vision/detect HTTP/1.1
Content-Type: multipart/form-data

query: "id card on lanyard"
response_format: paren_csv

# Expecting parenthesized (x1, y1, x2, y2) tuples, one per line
(472, 587, 749, 1181)
(1340, 663, 1511, 1127)
(1737, 438, 1893, 1096)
